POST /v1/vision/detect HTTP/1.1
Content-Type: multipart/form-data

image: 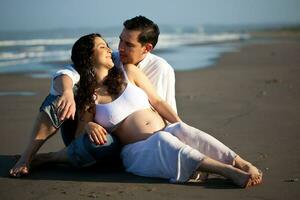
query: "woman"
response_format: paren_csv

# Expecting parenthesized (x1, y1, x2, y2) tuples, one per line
(31, 33, 262, 187)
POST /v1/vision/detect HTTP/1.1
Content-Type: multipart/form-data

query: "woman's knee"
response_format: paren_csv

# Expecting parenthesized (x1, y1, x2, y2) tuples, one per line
(154, 131, 182, 147)
(167, 121, 190, 136)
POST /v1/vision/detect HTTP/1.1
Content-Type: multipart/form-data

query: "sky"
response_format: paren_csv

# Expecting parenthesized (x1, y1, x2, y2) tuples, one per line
(0, 0, 300, 31)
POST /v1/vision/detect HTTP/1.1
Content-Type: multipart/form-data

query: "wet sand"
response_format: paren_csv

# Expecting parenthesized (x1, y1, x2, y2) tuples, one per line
(0, 37, 300, 199)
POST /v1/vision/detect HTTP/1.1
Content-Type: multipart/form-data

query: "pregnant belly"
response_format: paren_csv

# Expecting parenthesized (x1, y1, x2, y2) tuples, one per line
(114, 108, 166, 145)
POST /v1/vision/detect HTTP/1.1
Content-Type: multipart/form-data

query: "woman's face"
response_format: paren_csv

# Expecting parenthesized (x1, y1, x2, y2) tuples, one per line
(93, 37, 114, 69)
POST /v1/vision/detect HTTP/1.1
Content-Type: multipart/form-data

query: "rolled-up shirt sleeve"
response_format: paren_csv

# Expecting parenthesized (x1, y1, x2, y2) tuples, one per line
(50, 64, 80, 95)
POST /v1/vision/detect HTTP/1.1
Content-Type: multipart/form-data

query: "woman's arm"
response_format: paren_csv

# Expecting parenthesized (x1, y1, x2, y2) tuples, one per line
(74, 110, 107, 145)
(124, 64, 181, 123)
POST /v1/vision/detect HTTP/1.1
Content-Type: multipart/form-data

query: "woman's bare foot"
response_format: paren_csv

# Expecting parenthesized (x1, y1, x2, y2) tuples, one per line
(224, 166, 254, 188)
(242, 164, 263, 186)
(9, 156, 30, 178)
(233, 156, 263, 186)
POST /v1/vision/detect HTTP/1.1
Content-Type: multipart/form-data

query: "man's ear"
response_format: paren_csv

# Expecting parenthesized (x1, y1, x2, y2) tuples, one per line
(143, 43, 153, 53)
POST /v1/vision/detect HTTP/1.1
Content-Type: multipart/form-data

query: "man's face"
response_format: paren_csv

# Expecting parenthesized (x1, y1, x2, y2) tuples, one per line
(118, 28, 148, 65)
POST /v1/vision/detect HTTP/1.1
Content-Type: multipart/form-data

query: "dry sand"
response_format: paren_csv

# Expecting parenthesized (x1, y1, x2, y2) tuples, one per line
(0, 37, 300, 199)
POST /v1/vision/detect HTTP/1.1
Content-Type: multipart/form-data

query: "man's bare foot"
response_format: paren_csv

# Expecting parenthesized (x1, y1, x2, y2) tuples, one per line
(9, 157, 30, 178)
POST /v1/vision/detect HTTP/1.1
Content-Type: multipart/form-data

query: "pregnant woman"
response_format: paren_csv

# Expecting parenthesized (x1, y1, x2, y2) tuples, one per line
(29, 33, 262, 188)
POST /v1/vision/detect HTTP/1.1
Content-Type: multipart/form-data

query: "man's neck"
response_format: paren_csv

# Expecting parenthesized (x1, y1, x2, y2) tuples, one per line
(135, 53, 149, 66)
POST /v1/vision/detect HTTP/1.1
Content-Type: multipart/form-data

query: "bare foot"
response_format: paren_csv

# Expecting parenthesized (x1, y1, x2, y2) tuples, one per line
(9, 157, 30, 178)
(233, 156, 263, 186)
(189, 171, 209, 182)
(225, 166, 254, 188)
(240, 164, 263, 186)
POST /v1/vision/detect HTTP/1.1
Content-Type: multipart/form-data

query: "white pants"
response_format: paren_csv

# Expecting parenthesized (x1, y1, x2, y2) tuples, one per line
(121, 122, 237, 183)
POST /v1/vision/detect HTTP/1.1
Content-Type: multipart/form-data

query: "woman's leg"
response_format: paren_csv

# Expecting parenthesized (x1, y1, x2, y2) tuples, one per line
(197, 156, 254, 188)
(9, 112, 58, 177)
(233, 156, 263, 185)
(164, 122, 237, 164)
(164, 122, 262, 184)
(122, 131, 256, 187)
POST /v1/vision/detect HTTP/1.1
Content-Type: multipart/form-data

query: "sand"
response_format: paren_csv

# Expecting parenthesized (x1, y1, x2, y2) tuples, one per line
(0, 36, 300, 199)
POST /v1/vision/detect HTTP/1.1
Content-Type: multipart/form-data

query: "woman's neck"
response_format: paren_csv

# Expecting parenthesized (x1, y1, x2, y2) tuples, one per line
(94, 66, 109, 85)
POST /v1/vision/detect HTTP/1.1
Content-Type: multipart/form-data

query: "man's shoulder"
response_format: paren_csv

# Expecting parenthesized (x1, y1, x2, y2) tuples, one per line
(146, 53, 174, 72)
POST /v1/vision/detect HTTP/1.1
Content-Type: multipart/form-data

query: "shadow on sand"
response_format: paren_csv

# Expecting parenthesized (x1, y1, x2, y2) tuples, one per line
(1, 155, 238, 189)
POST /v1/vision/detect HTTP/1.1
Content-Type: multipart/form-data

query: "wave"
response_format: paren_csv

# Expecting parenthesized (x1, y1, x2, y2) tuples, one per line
(0, 38, 76, 47)
(0, 49, 70, 60)
(0, 50, 70, 67)
(0, 32, 250, 68)
(0, 33, 249, 48)
(157, 33, 250, 49)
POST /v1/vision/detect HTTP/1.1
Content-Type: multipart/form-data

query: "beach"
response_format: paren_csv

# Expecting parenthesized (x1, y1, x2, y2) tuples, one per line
(0, 36, 300, 199)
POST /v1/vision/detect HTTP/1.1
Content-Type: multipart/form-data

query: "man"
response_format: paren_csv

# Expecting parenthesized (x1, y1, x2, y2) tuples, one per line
(9, 16, 177, 177)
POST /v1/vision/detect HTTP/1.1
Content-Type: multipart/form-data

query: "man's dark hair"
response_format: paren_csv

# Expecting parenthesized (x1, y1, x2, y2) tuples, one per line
(123, 15, 160, 48)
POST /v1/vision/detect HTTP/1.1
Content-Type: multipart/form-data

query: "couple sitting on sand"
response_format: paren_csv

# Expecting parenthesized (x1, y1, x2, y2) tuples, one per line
(10, 16, 262, 188)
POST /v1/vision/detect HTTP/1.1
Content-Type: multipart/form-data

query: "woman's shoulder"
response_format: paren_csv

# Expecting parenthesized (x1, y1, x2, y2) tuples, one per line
(123, 64, 137, 72)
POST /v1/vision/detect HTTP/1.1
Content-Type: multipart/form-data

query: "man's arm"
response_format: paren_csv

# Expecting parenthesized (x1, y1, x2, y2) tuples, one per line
(53, 75, 76, 120)
(51, 65, 80, 120)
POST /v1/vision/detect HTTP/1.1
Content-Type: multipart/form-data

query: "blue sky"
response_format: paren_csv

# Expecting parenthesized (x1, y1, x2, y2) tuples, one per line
(0, 0, 300, 31)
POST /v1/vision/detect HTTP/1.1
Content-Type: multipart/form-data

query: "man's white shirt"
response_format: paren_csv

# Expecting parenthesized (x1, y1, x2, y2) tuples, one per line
(50, 52, 177, 113)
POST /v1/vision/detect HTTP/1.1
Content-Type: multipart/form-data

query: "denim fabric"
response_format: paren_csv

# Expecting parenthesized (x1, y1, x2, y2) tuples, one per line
(67, 133, 121, 168)
(39, 94, 64, 129)
(39, 93, 121, 168)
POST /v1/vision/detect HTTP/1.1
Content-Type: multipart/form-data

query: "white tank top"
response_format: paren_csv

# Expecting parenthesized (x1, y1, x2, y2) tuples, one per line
(94, 65, 151, 132)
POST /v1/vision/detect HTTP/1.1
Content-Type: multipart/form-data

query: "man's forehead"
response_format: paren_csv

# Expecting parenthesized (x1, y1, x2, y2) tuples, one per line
(120, 29, 141, 42)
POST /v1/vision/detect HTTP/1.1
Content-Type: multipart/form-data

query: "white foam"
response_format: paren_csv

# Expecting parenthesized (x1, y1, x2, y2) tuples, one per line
(157, 33, 250, 49)
(0, 49, 70, 62)
(0, 38, 76, 47)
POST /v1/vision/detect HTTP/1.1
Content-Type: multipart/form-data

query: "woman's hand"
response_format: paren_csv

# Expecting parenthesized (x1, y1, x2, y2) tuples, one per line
(85, 122, 107, 145)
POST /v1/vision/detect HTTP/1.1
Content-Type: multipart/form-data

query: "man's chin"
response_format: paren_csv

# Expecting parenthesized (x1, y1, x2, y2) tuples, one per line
(120, 58, 129, 64)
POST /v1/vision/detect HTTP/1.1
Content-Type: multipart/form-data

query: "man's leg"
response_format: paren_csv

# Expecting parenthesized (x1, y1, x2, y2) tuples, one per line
(10, 94, 64, 177)
(32, 133, 121, 169)
(60, 118, 77, 146)
(9, 112, 58, 177)
(67, 133, 121, 168)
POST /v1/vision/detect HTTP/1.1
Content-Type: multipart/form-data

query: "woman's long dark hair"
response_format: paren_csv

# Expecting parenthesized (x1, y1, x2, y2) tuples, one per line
(71, 33, 125, 115)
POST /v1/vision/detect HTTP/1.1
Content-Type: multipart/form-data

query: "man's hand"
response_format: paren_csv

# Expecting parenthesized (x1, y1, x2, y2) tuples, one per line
(57, 90, 76, 121)
(85, 122, 107, 145)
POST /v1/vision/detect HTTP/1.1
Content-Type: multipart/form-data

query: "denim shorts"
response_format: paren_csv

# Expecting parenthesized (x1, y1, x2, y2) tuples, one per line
(39, 93, 121, 168)
(39, 94, 64, 129)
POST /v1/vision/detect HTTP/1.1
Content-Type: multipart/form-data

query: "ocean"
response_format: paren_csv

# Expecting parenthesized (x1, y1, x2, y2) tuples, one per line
(0, 25, 250, 78)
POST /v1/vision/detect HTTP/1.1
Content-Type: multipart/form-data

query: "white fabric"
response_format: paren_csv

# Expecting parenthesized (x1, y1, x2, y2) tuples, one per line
(121, 122, 237, 183)
(50, 65, 80, 95)
(137, 53, 177, 113)
(95, 81, 151, 132)
(50, 52, 177, 112)
(113, 52, 177, 113)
